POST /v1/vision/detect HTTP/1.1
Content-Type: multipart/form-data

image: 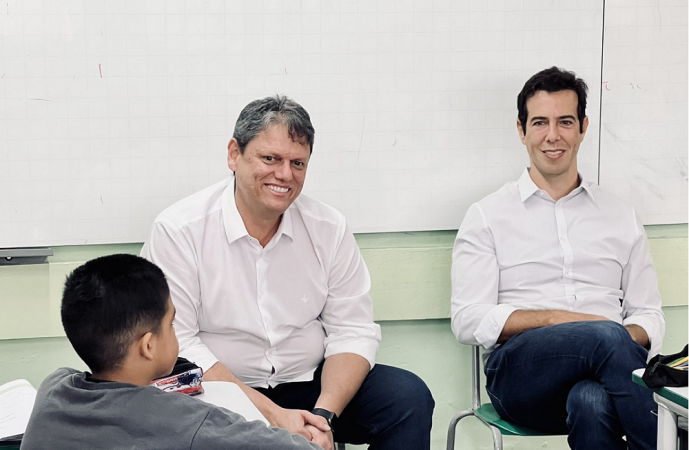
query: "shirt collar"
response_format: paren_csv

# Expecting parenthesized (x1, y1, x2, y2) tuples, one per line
(221, 176, 294, 246)
(518, 168, 597, 203)
(517, 168, 541, 202)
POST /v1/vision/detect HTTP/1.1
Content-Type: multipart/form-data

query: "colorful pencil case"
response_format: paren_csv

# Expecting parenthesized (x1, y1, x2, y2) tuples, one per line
(151, 357, 205, 396)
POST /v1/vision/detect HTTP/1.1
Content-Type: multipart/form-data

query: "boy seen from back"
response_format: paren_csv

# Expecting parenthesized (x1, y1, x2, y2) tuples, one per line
(21, 254, 323, 450)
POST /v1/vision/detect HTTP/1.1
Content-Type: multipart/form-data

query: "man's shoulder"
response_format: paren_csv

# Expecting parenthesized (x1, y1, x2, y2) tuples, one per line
(473, 180, 521, 213)
(293, 193, 347, 227)
(583, 181, 636, 213)
(154, 178, 231, 228)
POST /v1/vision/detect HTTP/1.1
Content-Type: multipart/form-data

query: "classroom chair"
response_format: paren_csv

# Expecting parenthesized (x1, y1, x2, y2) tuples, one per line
(446, 345, 563, 450)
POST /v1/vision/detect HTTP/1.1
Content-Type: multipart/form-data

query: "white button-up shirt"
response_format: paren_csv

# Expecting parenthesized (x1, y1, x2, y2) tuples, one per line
(451, 169, 665, 358)
(142, 177, 381, 388)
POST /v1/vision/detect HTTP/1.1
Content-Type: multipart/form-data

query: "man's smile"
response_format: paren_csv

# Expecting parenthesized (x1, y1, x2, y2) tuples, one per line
(267, 184, 290, 194)
(542, 149, 566, 159)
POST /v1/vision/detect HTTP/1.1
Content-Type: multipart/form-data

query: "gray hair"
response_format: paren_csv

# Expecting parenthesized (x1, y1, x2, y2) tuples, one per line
(233, 95, 315, 154)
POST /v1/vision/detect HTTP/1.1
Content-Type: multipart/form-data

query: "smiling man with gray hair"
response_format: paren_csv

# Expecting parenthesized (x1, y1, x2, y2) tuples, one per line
(143, 95, 434, 450)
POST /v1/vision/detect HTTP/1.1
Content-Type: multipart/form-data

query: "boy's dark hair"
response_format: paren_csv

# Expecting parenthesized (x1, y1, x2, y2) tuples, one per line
(61, 254, 170, 374)
(517, 66, 588, 134)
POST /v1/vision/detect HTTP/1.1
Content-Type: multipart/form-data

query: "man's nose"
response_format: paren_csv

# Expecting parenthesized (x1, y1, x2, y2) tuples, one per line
(546, 123, 560, 142)
(275, 160, 293, 180)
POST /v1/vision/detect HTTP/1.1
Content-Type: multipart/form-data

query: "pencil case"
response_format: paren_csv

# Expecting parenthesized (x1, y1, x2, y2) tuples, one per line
(151, 357, 205, 396)
(642, 344, 688, 389)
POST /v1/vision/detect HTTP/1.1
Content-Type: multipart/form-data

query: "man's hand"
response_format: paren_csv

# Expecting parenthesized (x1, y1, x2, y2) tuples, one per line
(267, 408, 331, 441)
(625, 324, 650, 349)
(499, 309, 610, 343)
(202, 362, 330, 440)
(305, 423, 334, 450)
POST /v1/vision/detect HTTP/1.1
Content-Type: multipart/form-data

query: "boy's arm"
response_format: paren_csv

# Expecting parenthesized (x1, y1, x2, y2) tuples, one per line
(204, 362, 331, 443)
(191, 406, 324, 450)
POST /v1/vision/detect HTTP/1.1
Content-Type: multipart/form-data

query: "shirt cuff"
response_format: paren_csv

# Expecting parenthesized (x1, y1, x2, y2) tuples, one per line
(474, 304, 518, 350)
(179, 344, 220, 374)
(324, 338, 379, 371)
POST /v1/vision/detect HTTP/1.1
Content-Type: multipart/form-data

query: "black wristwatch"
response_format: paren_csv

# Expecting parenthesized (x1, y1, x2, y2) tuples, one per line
(311, 408, 337, 433)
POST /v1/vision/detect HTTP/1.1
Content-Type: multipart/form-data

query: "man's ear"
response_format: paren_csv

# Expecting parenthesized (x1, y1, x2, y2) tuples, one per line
(517, 119, 527, 144)
(227, 138, 240, 172)
(137, 331, 155, 362)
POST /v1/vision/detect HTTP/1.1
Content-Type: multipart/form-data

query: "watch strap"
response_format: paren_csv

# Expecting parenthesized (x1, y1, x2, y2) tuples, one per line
(311, 407, 336, 433)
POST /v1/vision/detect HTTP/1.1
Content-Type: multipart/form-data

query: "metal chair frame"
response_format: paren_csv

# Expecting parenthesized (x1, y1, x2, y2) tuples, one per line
(446, 346, 558, 450)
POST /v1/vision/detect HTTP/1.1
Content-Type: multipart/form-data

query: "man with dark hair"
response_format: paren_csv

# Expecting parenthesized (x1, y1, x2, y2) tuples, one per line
(142, 95, 434, 450)
(451, 67, 664, 449)
(21, 254, 322, 450)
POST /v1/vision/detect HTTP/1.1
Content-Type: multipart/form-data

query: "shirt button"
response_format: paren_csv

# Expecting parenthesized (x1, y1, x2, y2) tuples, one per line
(560, 236, 567, 241)
(557, 205, 562, 209)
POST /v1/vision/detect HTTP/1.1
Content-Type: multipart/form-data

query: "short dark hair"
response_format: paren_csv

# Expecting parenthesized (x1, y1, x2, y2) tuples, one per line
(61, 254, 170, 374)
(233, 95, 315, 154)
(517, 66, 588, 134)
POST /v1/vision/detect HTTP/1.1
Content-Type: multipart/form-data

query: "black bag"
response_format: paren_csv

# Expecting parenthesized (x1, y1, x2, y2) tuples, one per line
(155, 357, 202, 378)
(642, 344, 688, 389)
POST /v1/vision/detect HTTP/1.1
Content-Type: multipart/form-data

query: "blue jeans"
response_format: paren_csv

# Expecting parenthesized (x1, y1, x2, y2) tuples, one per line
(485, 321, 657, 450)
(255, 363, 435, 450)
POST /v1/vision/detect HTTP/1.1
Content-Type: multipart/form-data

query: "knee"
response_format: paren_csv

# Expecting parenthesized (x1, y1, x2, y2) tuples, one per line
(566, 380, 614, 425)
(581, 321, 633, 350)
(377, 365, 435, 418)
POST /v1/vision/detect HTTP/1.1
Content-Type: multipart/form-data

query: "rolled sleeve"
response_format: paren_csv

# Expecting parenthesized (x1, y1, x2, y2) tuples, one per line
(621, 212, 666, 360)
(142, 221, 219, 373)
(451, 203, 505, 349)
(320, 224, 381, 369)
(474, 304, 518, 350)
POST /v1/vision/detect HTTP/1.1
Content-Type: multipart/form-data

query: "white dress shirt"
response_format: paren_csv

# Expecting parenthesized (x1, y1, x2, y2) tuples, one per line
(142, 177, 381, 388)
(451, 169, 665, 358)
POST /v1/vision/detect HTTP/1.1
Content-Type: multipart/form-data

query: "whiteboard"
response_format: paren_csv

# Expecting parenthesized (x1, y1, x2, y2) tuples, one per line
(599, 1, 688, 225)
(0, 1, 680, 248)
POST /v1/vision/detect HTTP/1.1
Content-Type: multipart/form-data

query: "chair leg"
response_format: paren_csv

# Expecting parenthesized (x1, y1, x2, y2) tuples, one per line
(446, 409, 476, 450)
(489, 425, 503, 450)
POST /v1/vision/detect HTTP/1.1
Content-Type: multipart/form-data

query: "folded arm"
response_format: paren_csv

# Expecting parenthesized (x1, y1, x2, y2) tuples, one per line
(452, 204, 611, 347)
(451, 203, 507, 349)
(619, 212, 665, 355)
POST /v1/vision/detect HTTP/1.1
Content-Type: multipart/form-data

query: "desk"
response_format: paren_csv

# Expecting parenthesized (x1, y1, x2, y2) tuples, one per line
(633, 368, 688, 450)
(196, 381, 269, 426)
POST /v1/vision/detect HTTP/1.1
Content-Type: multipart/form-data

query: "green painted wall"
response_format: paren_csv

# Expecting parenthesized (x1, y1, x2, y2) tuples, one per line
(1, 225, 686, 339)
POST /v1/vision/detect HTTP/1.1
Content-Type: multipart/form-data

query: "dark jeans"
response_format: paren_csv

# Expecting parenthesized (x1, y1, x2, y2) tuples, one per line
(255, 363, 434, 450)
(485, 321, 657, 450)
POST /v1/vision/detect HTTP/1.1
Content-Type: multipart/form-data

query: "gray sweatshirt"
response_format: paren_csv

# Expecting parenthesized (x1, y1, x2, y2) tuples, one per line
(20, 368, 322, 450)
